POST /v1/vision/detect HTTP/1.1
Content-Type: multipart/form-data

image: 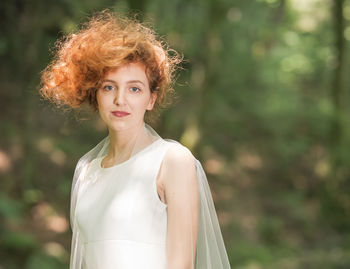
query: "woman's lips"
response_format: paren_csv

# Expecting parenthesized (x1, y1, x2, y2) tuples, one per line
(111, 111, 130, 117)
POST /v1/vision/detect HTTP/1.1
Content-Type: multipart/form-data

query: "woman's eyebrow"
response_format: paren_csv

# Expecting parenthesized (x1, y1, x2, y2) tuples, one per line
(102, 79, 146, 86)
(126, 80, 146, 86)
(101, 79, 117, 84)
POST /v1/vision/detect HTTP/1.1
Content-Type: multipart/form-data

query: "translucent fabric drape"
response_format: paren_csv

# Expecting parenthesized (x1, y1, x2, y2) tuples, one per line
(69, 122, 231, 269)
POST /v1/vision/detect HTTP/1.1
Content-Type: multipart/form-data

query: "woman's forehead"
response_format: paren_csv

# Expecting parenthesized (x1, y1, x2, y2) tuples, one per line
(104, 62, 148, 83)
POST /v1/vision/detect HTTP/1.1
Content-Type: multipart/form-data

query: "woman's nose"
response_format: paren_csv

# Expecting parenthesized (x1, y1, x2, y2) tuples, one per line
(113, 88, 126, 106)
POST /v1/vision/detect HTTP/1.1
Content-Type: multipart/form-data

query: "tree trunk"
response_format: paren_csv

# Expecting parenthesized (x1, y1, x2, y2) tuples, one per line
(330, 0, 345, 170)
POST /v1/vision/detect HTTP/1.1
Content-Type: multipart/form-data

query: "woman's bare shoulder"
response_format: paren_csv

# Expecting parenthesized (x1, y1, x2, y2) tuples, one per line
(158, 141, 197, 187)
(163, 141, 195, 167)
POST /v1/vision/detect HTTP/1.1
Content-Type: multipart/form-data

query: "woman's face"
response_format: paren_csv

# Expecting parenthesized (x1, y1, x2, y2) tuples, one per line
(96, 62, 157, 132)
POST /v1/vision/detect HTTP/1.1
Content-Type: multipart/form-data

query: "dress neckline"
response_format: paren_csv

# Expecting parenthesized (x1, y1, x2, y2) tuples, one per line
(98, 138, 162, 170)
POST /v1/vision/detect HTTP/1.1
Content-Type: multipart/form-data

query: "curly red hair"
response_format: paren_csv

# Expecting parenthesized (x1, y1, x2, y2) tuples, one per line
(40, 10, 182, 121)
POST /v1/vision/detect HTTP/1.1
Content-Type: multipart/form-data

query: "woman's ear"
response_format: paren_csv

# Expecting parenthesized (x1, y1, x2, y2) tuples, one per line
(147, 92, 157, 110)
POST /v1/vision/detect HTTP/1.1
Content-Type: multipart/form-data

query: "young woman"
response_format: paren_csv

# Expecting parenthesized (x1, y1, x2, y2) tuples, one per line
(40, 10, 231, 269)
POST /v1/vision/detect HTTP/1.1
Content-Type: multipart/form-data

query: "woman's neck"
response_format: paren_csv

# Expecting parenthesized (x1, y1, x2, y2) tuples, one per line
(101, 122, 157, 168)
(108, 122, 143, 156)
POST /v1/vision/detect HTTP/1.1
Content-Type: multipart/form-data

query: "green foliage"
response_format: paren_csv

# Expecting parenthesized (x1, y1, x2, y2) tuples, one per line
(0, 194, 24, 221)
(26, 252, 66, 269)
(2, 232, 38, 252)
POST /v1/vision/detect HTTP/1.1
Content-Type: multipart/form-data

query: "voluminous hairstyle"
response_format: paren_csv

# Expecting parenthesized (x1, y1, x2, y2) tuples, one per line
(40, 10, 182, 122)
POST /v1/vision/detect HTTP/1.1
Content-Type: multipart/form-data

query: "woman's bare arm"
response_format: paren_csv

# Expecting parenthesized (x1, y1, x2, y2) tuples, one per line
(159, 144, 199, 269)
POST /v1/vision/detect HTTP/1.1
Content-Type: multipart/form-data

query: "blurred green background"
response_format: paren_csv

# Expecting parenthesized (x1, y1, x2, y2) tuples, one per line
(1, 0, 350, 268)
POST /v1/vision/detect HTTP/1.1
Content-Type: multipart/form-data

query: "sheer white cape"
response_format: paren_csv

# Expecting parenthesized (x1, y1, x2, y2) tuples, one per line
(69, 122, 231, 268)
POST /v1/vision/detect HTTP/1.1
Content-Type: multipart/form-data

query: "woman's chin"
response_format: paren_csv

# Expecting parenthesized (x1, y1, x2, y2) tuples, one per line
(107, 120, 141, 133)
(108, 122, 128, 132)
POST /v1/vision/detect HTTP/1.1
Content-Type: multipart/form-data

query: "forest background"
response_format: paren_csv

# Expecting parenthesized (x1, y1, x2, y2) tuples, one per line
(1, 0, 350, 268)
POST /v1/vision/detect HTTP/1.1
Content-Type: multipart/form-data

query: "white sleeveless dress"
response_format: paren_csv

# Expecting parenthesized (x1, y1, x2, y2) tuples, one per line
(75, 138, 174, 269)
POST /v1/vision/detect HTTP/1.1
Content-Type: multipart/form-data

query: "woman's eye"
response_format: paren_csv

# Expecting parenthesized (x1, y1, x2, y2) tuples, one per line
(103, 85, 114, 91)
(130, 87, 140, 93)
